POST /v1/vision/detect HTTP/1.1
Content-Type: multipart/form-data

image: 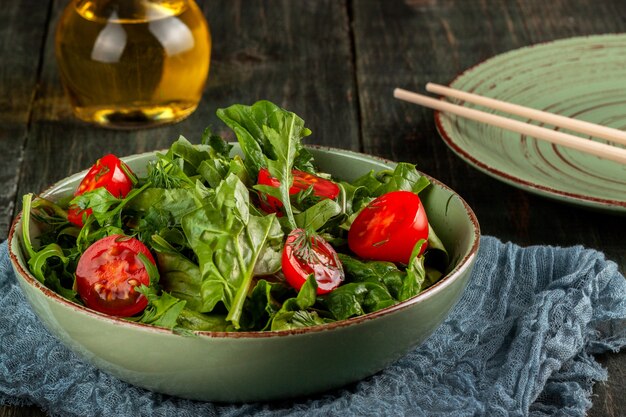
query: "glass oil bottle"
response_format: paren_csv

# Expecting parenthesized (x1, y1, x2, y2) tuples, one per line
(55, 0, 211, 129)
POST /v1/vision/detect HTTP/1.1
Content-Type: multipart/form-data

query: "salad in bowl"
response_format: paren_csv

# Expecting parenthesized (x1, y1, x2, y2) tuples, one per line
(20, 100, 449, 333)
(9, 100, 478, 401)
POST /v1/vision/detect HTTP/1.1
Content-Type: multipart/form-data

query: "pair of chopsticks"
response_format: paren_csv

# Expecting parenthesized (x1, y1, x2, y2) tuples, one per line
(393, 84, 626, 164)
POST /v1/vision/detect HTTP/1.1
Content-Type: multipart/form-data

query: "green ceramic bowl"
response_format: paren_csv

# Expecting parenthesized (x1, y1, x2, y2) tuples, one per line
(8, 146, 480, 402)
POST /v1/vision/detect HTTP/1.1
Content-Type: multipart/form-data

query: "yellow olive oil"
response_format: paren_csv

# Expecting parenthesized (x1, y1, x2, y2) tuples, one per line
(55, 0, 211, 129)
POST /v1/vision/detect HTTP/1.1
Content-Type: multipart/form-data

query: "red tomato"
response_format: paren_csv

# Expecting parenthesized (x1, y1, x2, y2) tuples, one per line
(68, 154, 135, 226)
(257, 168, 340, 213)
(348, 191, 429, 264)
(67, 206, 92, 226)
(75, 235, 155, 317)
(282, 228, 344, 295)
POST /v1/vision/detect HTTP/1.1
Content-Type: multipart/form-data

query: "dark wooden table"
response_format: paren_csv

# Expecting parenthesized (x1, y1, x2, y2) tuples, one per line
(1, 0, 625, 415)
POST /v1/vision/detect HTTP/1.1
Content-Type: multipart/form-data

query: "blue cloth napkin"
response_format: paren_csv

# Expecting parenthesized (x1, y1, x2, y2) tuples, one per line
(0, 236, 625, 417)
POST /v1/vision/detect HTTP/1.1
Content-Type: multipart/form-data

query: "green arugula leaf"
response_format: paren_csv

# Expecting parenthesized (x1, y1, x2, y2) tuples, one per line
(271, 310, 328, 331)
(70, 182, 151, 229)
(352, 162, 430, 197)
(425, 223, 450, 272)
(28, 243, 67, 281)
(134, 285, 187, 330)
(270, 276, 330, 330)
(21, 194, 37, 259)
(21, 194, 79, 301)
(399, 239, 427, 301)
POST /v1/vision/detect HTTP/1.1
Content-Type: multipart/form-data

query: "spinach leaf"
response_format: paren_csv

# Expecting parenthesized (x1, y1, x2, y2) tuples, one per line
(338, 253, 405, 299)
(217, 101, 313, 175)
(216, 101, 280, 176)
(197, 129, 249, 188)
(218, 101, 312, 229)
(337, 182, 371, 219)
(338, 246, 432, 303)
(169, 135, 212, 173)
(270, 276, 329, 330)
(151, 235, 206, 312)
(294, 199, 342, 232)
(176, 309, 232, 332)
(244, 279, 290, 331)
(198, 159, 229, 188)
(127, 188, 200, 220)
(321, 281, 396, 321)
(201, 126, 233, 156)
(272, 310, 328, 331)
(181, 174, 283, 329)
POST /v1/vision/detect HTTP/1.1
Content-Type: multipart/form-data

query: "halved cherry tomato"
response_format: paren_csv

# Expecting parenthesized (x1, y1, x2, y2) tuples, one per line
(348, 191, 429, 264)
(75, 234, 155, 317)
(282, 228, 344, 295)
(68, 154, 135, 226)
(257, 168, 340, 213)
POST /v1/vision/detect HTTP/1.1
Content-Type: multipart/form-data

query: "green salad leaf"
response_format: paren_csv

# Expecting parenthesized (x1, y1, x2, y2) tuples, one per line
(271, 276, 329, 330)
(181, 174, 283, 329)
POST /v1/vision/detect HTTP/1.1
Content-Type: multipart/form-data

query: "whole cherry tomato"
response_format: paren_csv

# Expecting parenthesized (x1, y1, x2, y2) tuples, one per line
(68, 154, 135, 226)
(75, 234, 155, 317)
(348, 191, 429, 264)
(282, 228, 344, 295)
(257, 168, 340, 213)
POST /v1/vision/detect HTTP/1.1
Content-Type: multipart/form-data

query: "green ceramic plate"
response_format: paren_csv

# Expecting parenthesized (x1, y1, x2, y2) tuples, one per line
(435, 34, 626, 212)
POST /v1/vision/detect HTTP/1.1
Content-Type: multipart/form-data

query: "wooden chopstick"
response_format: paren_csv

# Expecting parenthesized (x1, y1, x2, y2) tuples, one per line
(425, 82, 626, 146)
(393, 87, 626, 165)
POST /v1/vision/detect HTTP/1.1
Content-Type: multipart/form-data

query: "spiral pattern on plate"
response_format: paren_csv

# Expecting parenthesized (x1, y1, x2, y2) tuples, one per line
(435, 34, 626, 212)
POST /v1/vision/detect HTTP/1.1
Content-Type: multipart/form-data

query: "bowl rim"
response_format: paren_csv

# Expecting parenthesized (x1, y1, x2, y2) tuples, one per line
(8, 145, 481, 339)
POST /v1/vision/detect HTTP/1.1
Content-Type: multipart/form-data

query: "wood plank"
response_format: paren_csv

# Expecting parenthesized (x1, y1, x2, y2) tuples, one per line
(351, 1, 626, 417)
(13, 0, 359, 214)
(352, 0, 626, 268)
(0, 0, 52, 239)
(2, 0, 356, 414)
(0, 407, 45, 417)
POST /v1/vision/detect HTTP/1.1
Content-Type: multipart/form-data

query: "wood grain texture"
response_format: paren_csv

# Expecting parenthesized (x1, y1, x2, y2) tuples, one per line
(0, 407, 44, 417)
(351, 0, 626, 264)
(0, 0, 52, 238)
(351, 1, 626, 416)
(1, 1, 357, 415)
(1, 0, 625, 415)
(11, 0, 359, 223)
